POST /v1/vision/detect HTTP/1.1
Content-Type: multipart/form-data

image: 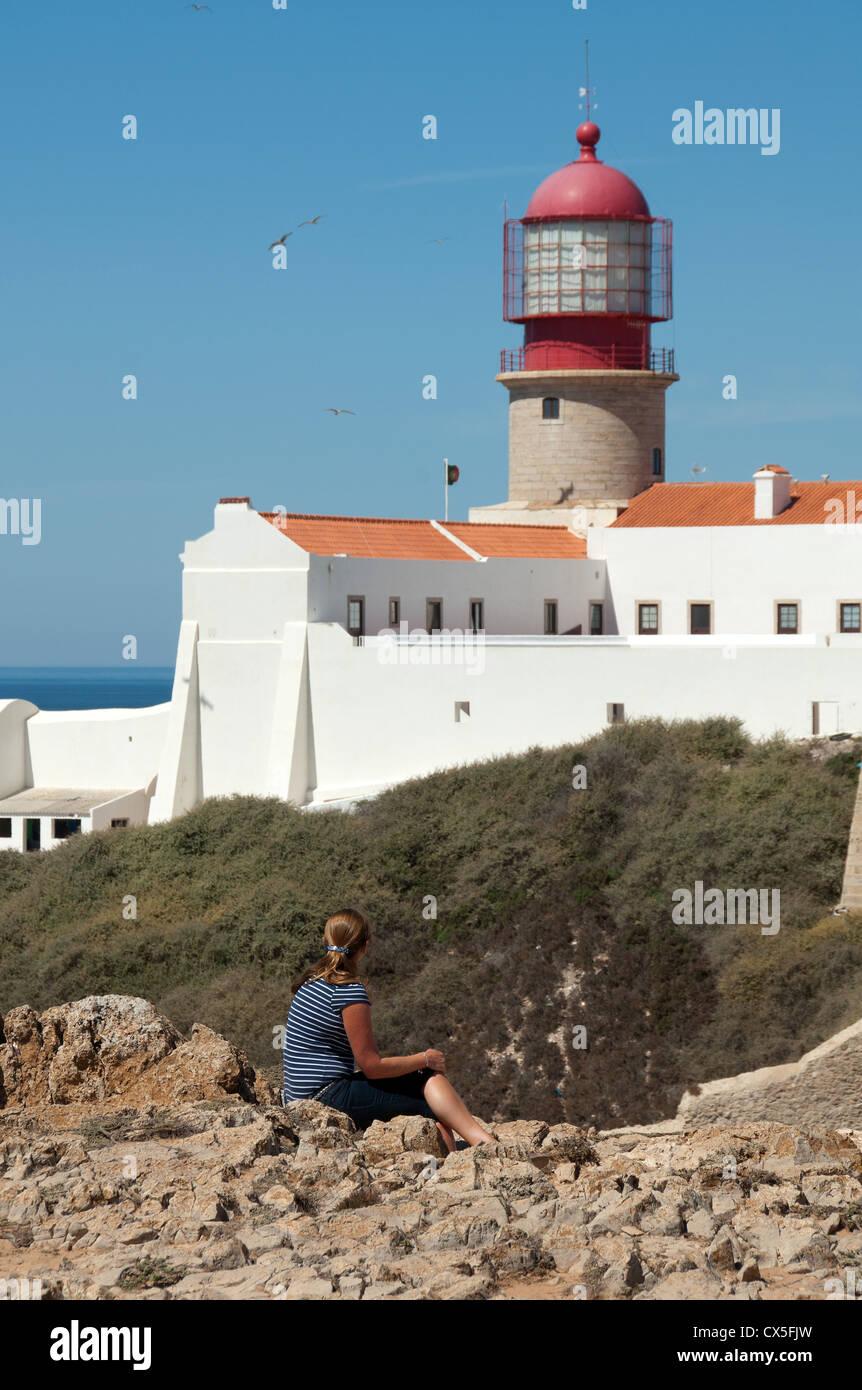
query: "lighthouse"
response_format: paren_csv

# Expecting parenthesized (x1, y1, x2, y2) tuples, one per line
(472, 119, 678, 529)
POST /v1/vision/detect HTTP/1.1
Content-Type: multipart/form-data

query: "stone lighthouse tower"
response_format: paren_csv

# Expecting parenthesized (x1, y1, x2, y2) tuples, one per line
(471, 120, 678, 529)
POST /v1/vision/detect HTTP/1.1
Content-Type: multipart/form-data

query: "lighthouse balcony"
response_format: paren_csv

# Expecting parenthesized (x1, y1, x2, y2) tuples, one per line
(499, 345, 676, 374)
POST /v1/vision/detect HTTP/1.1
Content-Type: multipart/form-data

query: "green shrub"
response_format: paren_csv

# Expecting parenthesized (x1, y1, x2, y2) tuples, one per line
(0, 720, 859, 1128)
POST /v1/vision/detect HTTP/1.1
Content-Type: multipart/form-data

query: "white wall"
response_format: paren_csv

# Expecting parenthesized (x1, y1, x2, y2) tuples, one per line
(182, 502, 309, 641)
(25, 706, 170, 789)
(0, 700, 37, 795)
(91, 789, 150, 831)
(308, 553, 606, 636)
(303, 625, 862, 802)
(590, 523, 862, 638)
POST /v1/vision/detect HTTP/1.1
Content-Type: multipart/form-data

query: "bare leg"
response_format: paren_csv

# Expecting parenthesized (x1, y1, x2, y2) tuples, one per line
(423, 1074, 496, 1147)
(436, 1121, 457, 1153)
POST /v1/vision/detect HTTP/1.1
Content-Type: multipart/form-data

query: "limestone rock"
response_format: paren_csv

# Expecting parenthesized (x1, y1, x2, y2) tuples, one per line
(1, 995, 861, 1301)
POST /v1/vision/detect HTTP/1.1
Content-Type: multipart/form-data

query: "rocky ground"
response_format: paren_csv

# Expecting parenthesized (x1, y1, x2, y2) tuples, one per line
(1, 996, 861, 1301)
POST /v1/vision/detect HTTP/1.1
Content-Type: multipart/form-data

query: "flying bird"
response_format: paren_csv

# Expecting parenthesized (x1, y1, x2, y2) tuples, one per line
(325, 408, 355, 416)
(556, 483, 574, 504)
(186, 4, 212, 10)
(298, 215, 326, 227)
(691, 465, 708, 478)
(427, 237, 452, 244)
(268, 233, 293, 249)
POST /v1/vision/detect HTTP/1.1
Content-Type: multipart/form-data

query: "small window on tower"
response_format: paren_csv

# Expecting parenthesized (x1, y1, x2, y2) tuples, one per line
(542, 397, 560, 421)
(652, 448, 663, 477)
(388, 597, 400, 627)
(544, 600, 558, 635)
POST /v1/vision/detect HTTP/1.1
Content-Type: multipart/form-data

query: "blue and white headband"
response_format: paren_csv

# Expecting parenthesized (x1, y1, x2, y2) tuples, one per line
(327, 945, 349, 955)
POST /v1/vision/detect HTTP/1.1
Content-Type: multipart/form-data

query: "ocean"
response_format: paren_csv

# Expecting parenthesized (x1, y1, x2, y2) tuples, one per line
(0, 667, 175, 711)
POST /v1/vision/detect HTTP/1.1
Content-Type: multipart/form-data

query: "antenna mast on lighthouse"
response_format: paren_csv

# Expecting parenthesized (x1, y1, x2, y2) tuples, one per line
(579, 39, 597, 121)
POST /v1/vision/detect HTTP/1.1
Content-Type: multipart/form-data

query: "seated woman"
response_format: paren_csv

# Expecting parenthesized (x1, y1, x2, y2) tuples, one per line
(282, 907, 495, 1151)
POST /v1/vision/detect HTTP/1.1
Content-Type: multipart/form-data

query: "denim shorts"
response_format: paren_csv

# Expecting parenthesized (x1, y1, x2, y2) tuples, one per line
(312, 1069, 436, 1127)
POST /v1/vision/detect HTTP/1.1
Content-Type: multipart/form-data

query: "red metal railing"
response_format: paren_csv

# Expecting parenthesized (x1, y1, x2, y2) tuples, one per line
(499, 345, 676, 373)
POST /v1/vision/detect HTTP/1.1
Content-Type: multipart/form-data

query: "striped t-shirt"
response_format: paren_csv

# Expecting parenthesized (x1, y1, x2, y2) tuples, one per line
(282, 976, 370, 1101)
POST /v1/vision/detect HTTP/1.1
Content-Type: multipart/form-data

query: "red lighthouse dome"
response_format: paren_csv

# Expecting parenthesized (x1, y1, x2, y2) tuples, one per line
(524, 124, 651, 221)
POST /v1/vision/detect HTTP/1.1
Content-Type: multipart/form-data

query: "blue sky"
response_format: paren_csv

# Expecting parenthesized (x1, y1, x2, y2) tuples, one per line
(2, 0, 860, 665)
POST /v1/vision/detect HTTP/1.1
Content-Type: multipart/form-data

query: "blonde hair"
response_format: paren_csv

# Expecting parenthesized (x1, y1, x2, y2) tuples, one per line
(291, 908, 371, 994)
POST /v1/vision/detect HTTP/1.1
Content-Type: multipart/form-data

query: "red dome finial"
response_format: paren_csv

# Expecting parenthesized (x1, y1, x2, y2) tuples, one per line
(576, 121, 601, 162)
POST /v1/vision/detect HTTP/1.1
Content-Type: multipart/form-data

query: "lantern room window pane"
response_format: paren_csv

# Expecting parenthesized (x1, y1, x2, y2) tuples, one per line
(522, 218, 656, 317)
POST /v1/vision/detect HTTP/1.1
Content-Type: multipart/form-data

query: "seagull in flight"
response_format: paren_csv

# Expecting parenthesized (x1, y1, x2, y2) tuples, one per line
(186, 4, 212, 10)
(325, 408, 355, 416)
(268, 233, 293, 249)
(298, 215, 326, 227)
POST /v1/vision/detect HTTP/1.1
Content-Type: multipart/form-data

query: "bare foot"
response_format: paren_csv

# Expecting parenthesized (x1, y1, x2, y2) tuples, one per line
(436, 1121, 457, 1153)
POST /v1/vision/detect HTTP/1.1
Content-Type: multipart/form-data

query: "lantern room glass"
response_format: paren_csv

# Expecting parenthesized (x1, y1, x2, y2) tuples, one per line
(523, 220, 652, 317)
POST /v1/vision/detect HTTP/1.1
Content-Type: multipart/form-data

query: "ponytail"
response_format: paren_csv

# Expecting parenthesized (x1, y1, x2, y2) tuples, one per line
(292, 908, 371, 994)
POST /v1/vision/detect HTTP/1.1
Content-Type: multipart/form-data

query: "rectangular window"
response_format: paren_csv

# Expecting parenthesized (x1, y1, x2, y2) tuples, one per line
(638, 603, 659, 635)
(652, 448, 663, 477)
(469, 599, 484, 633)
(607, 703, 625, 725)
(111, 818, 130, 829)
(544, 600, 558, 635)
(0, 818, 11, 838)
(689, 602, 712, 636)
(388, 597, 400, 627)
(589, 602, 604, 635)
(426, 598, 443, 632)
(347, 596, 365, 637)
(840, 603, 861, 633)
(52, 819, 81, 840)
(776, 603, 798, 635)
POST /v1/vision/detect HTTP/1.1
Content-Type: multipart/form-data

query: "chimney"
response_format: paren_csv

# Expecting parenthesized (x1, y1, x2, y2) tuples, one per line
(214, 496, 253, 526)
(753, 466, 792, 520)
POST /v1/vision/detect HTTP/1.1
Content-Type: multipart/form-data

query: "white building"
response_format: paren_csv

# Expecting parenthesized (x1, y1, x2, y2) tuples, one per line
(3, 121, 862, 848)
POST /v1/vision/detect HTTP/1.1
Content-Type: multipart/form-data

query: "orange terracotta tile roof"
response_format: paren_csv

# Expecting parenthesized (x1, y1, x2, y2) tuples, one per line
(611, 481, 862, 528)
(260, 513, 468, 560)
(443, 522, 586, 558)
(259, 512, 587, 559)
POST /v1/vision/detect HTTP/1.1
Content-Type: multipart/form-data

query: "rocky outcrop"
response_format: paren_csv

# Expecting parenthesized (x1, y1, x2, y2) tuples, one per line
(0, 996, 260, 1110)
(1, 996, 861, 1300)
(677, 1019, 862, 1129)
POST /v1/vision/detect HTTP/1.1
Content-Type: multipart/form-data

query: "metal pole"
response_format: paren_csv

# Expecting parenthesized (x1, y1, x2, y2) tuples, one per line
(443, 457, 448, 522)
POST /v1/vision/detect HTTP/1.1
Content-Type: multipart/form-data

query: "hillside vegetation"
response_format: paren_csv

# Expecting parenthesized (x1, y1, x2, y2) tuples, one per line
(1, 718, 862, 1128)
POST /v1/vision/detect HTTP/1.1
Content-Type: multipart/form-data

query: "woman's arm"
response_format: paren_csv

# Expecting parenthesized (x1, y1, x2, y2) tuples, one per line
(342, 1003, 442, 1079)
